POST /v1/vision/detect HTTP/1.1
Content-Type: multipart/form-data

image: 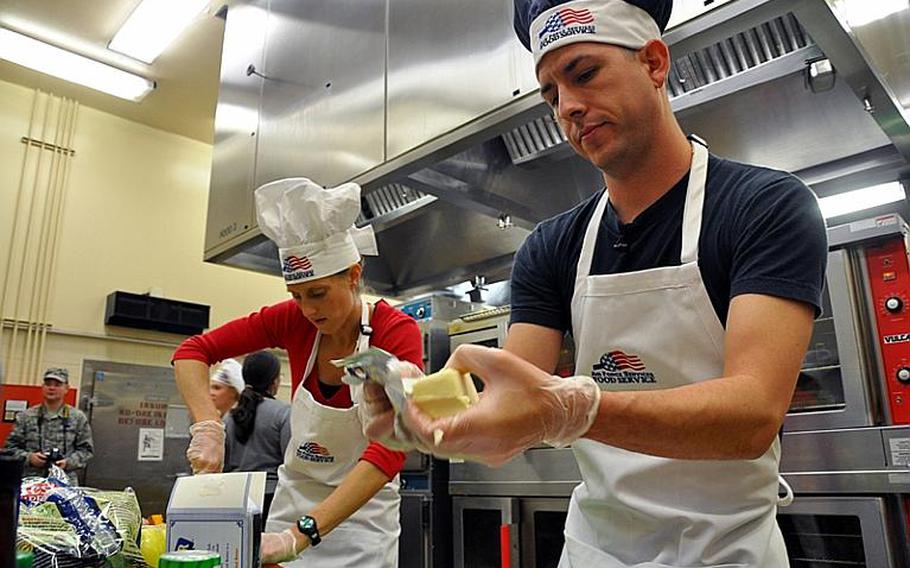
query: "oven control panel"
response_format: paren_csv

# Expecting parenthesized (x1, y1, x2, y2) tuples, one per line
(866, 237, 910, 424)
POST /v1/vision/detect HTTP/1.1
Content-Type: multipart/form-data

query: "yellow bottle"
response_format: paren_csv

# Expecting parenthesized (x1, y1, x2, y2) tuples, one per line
(139, 523, 167, 568)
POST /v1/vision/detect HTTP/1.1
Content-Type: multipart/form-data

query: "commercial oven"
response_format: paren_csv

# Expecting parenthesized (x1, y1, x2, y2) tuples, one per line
(450, 451, 580, 568)
(452, 497, 519, 568)
(448, 306, 511, 351)
(450, 490, 910, 568)
(450, 496, 583, 568)
(449, 306, 576, 380)
(398, 295, 481, 568)
(778, 496, 908, 567)
(447, 307, 576, 568)
(781, 215, 910, 450)
(785, 214, 910, 431)
(779, 214, 910, 567)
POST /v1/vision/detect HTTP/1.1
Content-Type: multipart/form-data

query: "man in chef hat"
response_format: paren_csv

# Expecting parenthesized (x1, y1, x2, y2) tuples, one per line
(173, 178, 423, 566)
(362, 0, 827, 566)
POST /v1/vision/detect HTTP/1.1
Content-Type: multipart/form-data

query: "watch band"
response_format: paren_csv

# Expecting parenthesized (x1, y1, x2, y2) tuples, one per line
(296, 515, 321, 547)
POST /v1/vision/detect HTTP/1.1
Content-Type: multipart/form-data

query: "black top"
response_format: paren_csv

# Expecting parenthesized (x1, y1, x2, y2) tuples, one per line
(510, 153, 828, 334)
(224, 398, 291, 491)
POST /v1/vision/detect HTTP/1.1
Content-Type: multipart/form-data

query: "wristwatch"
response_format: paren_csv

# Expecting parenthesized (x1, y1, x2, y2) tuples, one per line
(296, 515, 321, 547)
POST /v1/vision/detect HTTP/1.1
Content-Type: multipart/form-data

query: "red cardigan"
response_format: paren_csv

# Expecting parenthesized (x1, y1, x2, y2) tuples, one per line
(173, 299, 422, 478)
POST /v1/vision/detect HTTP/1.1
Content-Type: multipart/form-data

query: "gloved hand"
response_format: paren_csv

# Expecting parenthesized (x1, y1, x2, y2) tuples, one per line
(360, 360, 425, 451)
(260, 529, 300, 564)
(186, 419, 225, 474)
(402, 345, 602, 466)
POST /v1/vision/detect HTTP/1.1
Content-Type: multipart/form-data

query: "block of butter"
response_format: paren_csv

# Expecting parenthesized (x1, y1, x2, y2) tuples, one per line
(403, 368, 480, 419)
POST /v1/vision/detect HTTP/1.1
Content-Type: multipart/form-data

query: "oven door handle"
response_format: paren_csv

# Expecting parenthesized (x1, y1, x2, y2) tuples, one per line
(500, 523, 519, 568)
(782, 469, 910, 494)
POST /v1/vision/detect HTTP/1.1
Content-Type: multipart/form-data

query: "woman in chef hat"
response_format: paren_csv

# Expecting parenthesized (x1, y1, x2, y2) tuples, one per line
(172, 178, 423, 567)
(209, 358, 244, 417)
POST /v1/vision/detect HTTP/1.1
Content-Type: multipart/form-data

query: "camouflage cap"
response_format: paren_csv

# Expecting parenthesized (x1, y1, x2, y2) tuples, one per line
(43, 367, 69, 383)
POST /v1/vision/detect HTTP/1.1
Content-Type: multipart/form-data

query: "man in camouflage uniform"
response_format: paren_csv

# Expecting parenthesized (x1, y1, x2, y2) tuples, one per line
(5, 367, 94, 485)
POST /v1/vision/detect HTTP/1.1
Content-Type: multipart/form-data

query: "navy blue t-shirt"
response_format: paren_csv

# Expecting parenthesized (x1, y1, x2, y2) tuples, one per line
(510, 153, 828, 333)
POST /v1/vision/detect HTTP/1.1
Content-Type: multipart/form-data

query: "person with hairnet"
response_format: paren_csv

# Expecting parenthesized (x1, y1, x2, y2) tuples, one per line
(208, 359, 244, 417)
(223, 350, 291, 519)
(173, 179, 422, 566)
(363, 1, 827, 565)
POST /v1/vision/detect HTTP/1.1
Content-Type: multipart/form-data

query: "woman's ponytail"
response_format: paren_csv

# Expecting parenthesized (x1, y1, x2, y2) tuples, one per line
(230, 351, 281, 443)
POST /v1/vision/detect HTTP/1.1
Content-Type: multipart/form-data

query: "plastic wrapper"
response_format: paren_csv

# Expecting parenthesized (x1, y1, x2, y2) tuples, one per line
(334, 348, 408, 409)
(333, 347, 414, 440)
(17, 465, 148, 568)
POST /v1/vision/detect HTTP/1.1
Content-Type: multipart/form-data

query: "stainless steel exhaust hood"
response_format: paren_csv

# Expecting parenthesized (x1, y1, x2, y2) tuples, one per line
(205, 0, 910, 297)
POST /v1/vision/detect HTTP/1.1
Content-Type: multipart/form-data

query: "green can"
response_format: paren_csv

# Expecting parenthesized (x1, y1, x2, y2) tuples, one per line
(16, 551, 34, 568)
(157, 550, 221, 568)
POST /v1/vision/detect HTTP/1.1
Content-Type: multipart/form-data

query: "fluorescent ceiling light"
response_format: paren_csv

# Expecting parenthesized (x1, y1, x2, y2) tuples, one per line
(840, 0, 909, 27)
(818, 182, 906, 219)
(0, 28, 155, 101)
(109, 0, 210, 64)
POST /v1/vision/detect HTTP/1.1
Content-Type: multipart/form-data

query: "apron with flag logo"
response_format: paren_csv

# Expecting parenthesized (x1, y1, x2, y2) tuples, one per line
(267, 302, 400, 567)
(560, 140, 790, 567)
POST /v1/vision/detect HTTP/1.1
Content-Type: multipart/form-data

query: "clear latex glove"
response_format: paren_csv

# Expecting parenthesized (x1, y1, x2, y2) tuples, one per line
(186, 419, 225, 474)
(260, 529, 300, 564)
(360, 361, 426, 451)
(402, 345, 601, 466)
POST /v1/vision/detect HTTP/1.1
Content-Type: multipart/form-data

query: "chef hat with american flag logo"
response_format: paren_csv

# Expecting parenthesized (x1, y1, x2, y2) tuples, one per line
(254, 178, 378, 285)
(513, 0, 673, 65)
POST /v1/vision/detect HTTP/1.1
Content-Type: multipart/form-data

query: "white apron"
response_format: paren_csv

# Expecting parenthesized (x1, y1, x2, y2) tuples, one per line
(266, 302, 400, 567)
(560, 140, 790, 567)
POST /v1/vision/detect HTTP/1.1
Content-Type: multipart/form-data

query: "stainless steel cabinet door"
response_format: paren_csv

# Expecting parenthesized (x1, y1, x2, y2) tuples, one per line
(206, 2, 268, 254)
(255, 0, 387, 188)
(387, 0, 535, 159)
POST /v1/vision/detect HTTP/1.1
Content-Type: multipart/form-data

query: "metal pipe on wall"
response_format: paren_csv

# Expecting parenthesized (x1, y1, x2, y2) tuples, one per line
(0, 92, 78, 385)
(34, 101, 79, 384)
(22, 97, 67, 384)
(5, 93, 52, 384)
(0, 90, 38, 381)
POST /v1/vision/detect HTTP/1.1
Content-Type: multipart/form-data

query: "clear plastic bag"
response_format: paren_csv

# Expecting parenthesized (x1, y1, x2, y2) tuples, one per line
(333, 347, 422, 445)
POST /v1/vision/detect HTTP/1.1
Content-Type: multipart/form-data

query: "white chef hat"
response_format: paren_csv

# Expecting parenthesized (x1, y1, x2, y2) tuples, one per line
(255, 178, 378, 285)
(211, 358, 245, 394)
